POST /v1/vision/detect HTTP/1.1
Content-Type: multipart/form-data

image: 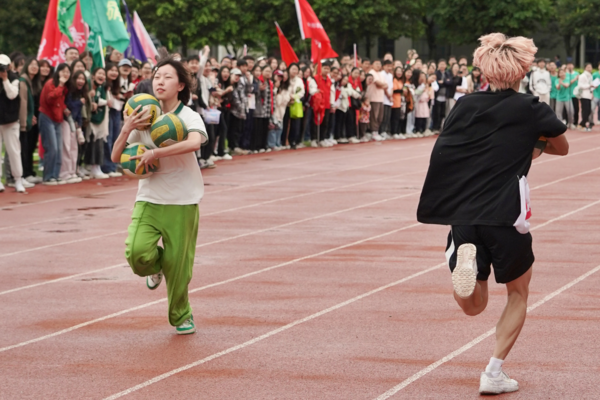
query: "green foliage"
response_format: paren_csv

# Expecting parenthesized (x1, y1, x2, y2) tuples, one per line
(556, 0, 600, 39)
(0, 0, 48, 55)
(435, 0, 553, 45)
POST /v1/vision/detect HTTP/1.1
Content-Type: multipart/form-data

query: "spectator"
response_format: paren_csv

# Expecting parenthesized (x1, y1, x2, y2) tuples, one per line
(391, 66, 405, 139)
(366, 59, 386, 141)
(101, 63, 123, 177)
(19, 58, 41, 184)
(529, 58, 551, 105)
(87, 67, 110, 179)
(39, 63, 70, 185)
(566, 60, 579, 126)
(578, 63, 593, 131)
(252, 65, 273, 152)
(228, 68, 247, 155)
(592, 61, 600, 127)
(555, 68, 574, 129)
(548, 61, 558, 111)
(65, 47, 80, 64)
(61, 70, 88, 183)
(1, 54, 29, 192)
(380, 60, 394, 139)
(432, 59, 447, 132)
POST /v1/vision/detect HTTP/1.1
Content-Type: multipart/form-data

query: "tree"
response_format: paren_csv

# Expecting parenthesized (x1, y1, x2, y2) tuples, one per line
(0, 0, 48, 55)
(555, 0, 600, 62)
(435, 0, 553, 45)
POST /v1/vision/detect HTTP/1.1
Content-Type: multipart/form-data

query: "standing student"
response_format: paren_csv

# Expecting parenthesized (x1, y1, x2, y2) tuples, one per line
(413, 71, 431, 135)
(215, 66, 234, 160)
(346, 67, 362, 143)
(380, 60, 394, 138)
(432, 59, 448, 133)
(592, 61, 600, 126)
(366, 60, 387, 141)
(268, 74, 290, 150)
(565, 60, 579, 126)
(228, 68, 248, 155)
(466, 67, 482, 93)
(19, 58, 42, 184)
(287, 63, 305, 149)
(87, 67, 110, 179)
(403, 68, 416, 136)
(311, 62, 332, 147)
(111, 58, 208, 335)
(548, 62, 558, 111)
(417, 33, 568, 395)
(577, 63, 593, 131)
(554, 68, 574, 128)
(101, 63, 123, 177)
(529, 59, 551, 105)
(252, 66, 273, 152)
(391, 66, 405, 139)
(38, 63, 71, 186)
(358, 97, 371, 142)
(60, 71, 88, 183)
(445, 63, 461, 115)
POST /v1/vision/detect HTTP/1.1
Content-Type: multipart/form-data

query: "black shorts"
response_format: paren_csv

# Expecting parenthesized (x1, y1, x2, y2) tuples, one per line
(445, 225, 534, 284)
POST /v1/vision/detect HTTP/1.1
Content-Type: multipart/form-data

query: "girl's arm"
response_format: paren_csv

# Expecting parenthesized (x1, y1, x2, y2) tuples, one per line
(130, 132, 204, 174)
(110, 106, 151, 163)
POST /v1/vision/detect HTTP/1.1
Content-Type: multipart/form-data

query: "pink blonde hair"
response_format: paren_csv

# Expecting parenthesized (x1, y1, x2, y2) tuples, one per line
(473, 33, 537, 90)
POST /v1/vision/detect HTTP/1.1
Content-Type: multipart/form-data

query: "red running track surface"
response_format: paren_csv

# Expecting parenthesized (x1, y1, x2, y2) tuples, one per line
(0, 131, 599, 399)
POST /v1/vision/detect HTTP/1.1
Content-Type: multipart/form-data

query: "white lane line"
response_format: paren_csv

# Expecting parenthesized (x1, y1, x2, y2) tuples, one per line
(103, 196, 600, 399)
(103, 263, 447, 400)
(0, 222, 426, 354)
(0, 140, 431, 212)
(0, 170, 426, 293)
(373, 262, 600, 400)
(0, 147, 432, 255)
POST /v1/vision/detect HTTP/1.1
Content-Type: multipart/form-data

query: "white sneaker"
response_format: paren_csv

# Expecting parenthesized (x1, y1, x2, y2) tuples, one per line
(319, 140, 329, 147)
(265, 148, 272, 152)
(398, 134, 407, 139)
(20, 178, 35, 188)
(208, 155, 218, 163)
(365, 133, 373, 141)
(108, 172, 122, 177)
(42, 179, 58, 186)
(329, 139, 338, 145)
(66, 176, 82, 184)
(222, 154, 233, 160)
(416, 133, 424, 138)
(56, 179, 67, 185)
(206, 158, 215, 168)
(424, 129, 434, 137)
(92, 172, 109, 179)
(372, 133, 383, 141)
(213, 156, 222, 161)
(405, 132, 415, 138)
(15, 179, 26, 193)
(310, 140, 318, 148)
(392, 134, 400, 139)
(25, 176, 42, 184)
(452, 243, 478, 299)
(479, 371, 519, 394)
(296, 143, 306, 149)
(259, 148, 266, 153)
(360, 137, 369, 143)
(338, 138, 349, 144)
(349, 137, 360, 144)
(146, 271, 163, 290)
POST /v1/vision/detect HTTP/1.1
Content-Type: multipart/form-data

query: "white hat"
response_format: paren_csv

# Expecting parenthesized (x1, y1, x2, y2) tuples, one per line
(0, 54, 10, 66)
(230, 68, 242, 75)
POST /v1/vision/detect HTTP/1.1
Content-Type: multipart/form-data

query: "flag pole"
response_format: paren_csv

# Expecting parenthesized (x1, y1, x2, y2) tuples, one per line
(99, 35, 105, 68)
(353, 43, 357, 67)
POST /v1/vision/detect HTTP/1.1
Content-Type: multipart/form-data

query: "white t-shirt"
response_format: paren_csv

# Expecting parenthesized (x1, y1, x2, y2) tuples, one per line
(454, 77, 468, 101)
(383, 71, 394, 106)
(127, 102, 208, 205)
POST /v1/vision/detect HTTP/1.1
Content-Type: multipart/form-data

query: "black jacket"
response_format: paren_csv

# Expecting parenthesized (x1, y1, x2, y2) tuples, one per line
(0, 71, 20, 124)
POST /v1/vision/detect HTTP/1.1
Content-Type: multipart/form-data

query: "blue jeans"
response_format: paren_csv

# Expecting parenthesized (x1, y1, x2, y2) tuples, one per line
(39, 113, 62, 181)
(267, 128, 282, 148)
(102, 108, 121, 173)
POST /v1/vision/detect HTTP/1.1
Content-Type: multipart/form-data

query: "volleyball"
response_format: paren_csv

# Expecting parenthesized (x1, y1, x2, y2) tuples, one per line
(120, 143, 160, 179)
(124, 94, 162, 126)
(150, 113, 189, 148)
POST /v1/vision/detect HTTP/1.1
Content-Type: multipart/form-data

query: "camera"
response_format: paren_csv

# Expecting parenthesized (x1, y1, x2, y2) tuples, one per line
(0, 64, 7, 73)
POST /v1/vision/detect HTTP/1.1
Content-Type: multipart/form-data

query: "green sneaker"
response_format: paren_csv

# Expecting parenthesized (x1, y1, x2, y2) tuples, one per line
(146, 272, 163, 290)
(176, 316, 196, 335)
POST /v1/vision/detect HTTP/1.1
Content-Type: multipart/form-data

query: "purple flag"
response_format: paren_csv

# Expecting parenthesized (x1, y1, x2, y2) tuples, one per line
(122, 0, 147, 62)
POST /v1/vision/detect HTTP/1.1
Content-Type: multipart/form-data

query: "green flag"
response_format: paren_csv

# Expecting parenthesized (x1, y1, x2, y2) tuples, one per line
(80, 0, 130, 53)
(57, 0, 78, 42)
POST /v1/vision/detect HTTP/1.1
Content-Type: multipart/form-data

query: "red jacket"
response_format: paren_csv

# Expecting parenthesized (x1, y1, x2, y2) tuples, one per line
(39, 79, 68, 123)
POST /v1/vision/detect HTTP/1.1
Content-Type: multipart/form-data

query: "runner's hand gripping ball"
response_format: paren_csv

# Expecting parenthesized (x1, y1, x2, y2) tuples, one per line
(120, 143, 160, 179)
(150, 113, 189, 148)
(124, 94, 162, 126)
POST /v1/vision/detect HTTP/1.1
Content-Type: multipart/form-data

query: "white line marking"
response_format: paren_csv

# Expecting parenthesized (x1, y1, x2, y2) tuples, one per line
(0, 222, 426, 354)
(373, 263, 600, 400)
(102, 261, 446, 400)
(0, 170, 425, 293)
(0, 140, 431, 211)
(0, 206, 127, 231)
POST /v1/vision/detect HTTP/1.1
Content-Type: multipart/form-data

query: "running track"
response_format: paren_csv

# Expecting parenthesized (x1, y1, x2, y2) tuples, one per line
(1, 131, 599, 399)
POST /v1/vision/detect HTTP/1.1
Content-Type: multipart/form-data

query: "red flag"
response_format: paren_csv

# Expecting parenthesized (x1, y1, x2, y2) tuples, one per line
(311, 39, 337, 63)
(295, 0, 338, 59)
(275, 22, 299, 66)
(38, 0, 63, 66)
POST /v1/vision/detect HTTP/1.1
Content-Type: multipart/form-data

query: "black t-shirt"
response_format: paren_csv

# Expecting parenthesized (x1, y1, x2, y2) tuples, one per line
(417, 89, 566, 226)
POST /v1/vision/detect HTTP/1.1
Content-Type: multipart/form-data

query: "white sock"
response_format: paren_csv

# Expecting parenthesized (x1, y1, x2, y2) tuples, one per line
(485, 357, 504, 377)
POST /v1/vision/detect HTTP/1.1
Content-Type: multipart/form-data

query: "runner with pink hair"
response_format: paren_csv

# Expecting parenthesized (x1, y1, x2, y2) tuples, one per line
(417, 33, 570, 395)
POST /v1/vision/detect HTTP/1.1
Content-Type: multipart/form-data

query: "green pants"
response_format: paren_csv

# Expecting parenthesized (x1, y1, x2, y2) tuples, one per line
(125, 201, 199, 326)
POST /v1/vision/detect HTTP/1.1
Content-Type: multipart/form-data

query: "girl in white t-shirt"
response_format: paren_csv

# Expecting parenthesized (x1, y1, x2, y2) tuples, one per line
(111, 58, 208, 335)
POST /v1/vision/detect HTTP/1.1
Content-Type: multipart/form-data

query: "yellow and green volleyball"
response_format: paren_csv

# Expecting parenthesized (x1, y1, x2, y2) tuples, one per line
(120, 143, 160, 179)
(125, 94, 162, 126)
(150, 113, 189, 148)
